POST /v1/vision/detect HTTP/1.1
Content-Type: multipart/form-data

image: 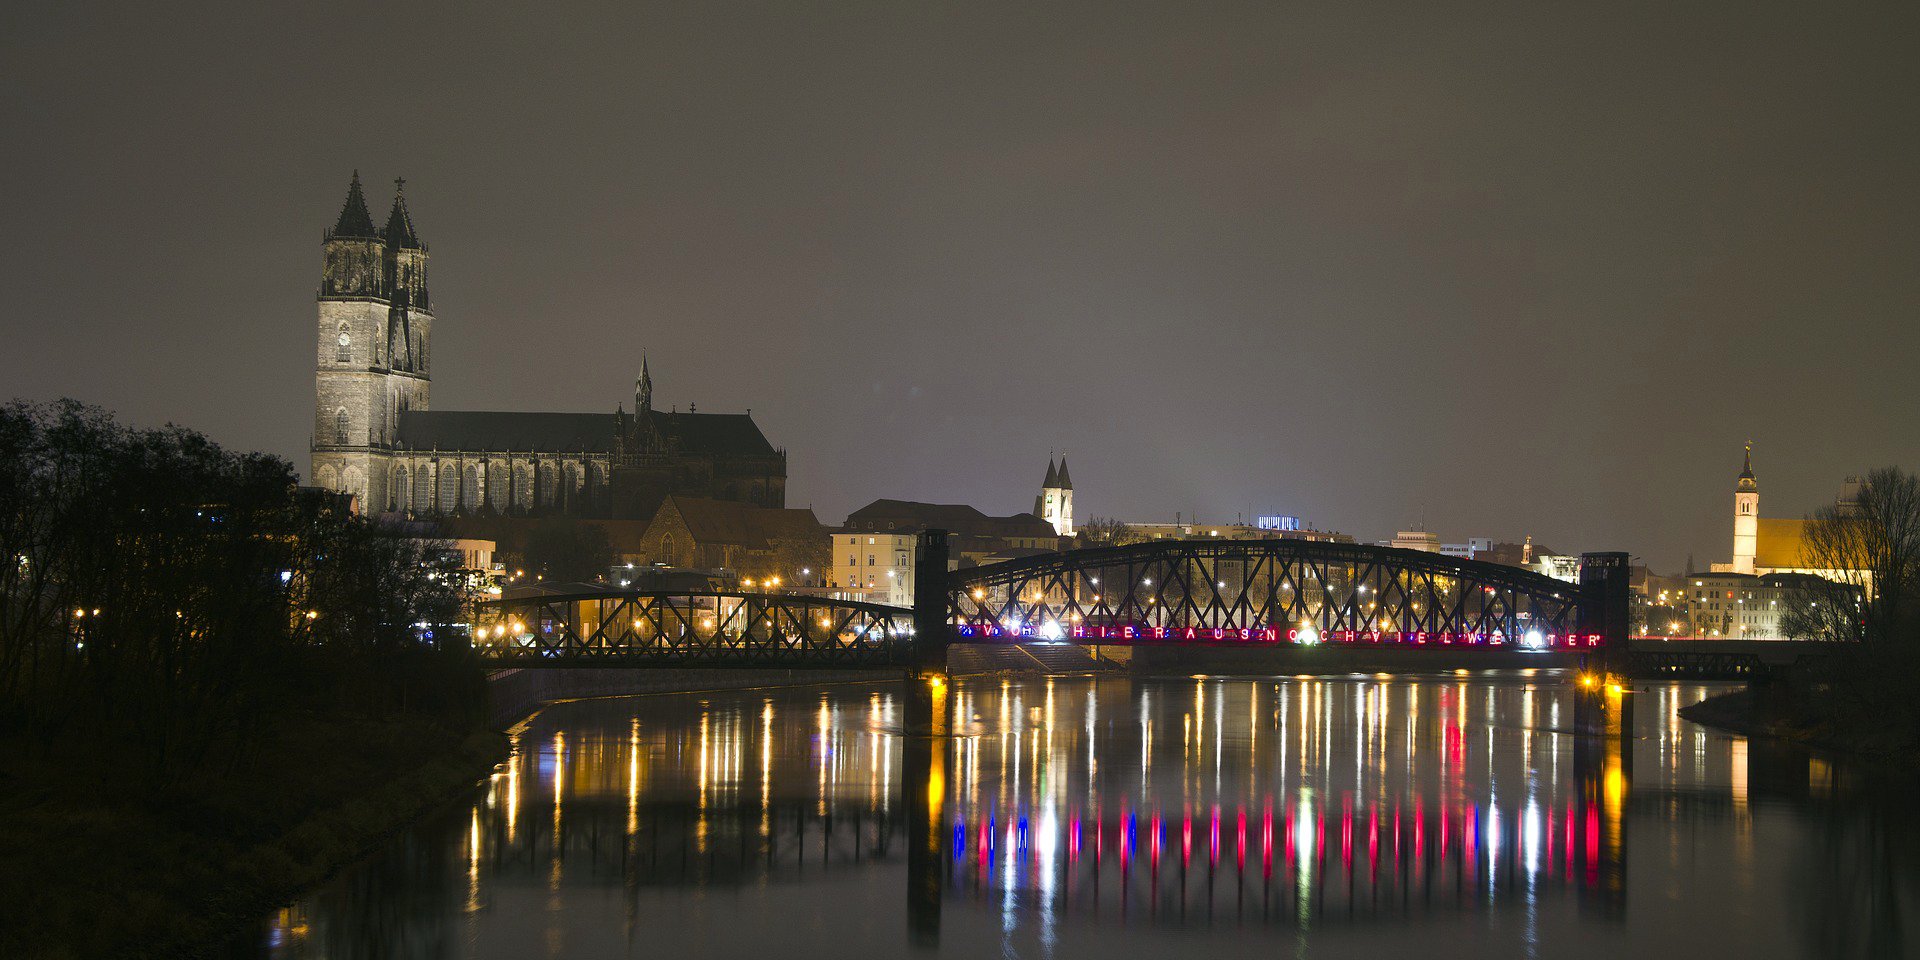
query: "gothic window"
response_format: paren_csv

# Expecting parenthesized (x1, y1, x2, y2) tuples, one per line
(514, 463, 535, 511)
(438, 464, 460, 515)
(391, 466, 409, 512)
(412, 465, 433, 516)
(335, 324, 351, 363)
(334, 408, 349, 445)
(659, 533, 676, 566)
(486, 463, 508, 512)
(461, 465, 480, 513)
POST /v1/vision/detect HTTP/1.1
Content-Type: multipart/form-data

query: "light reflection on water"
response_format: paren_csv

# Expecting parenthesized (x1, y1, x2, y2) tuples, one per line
(252, 675, 1919, 959)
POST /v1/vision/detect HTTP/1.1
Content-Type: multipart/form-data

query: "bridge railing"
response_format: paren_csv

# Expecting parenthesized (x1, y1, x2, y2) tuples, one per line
(476, 589, 914, 667)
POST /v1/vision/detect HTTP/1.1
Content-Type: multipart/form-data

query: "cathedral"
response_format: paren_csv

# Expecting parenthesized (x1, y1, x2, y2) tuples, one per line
(309, 173, 788, 520)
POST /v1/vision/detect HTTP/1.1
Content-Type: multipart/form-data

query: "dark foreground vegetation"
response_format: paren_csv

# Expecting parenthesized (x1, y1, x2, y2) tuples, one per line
(1687, 466, 1920, 759)
(0, 401, 496, 959)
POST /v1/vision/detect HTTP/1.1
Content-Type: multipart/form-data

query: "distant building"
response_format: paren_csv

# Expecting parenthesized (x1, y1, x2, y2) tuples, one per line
(1390, 530, 1441, 553)
(636, 495, 826, 580)
(1527, 553, 1581, 583)
(1664, 571, 1836, 639)
(1438, 537, 1494, 560)
(840, 499, 1060, 577)
(832, 531, 917, 607)
(1124, 520, 1353, 544)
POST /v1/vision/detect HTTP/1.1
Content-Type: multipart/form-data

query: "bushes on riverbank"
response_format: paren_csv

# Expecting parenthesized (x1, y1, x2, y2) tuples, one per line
(0, 400, 494, 957)
(1, 717, 503, 959)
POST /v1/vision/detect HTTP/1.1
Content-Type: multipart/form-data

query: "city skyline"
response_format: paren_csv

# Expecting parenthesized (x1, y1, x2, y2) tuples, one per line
(5, 1, 1916, 571)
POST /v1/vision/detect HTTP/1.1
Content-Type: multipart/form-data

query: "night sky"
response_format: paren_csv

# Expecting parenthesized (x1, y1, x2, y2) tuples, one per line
(4, 1, 1915, 570)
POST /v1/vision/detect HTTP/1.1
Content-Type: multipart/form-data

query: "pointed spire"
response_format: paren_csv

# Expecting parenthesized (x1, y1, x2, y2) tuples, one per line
(383, 176, 422, 249)
(1055, 456, 1072, 490)
(1043, 457, 1058, 489)
(1737, 441, 1757, 492)
(636, 353, 654, 413)
(329, 170, 377, 239)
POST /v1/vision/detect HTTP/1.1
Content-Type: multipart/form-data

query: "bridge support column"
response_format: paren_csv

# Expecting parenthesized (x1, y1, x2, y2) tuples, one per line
(1575, 551, 1633, 737)
(910, 529, 951, 678)
(904, 529, 951, 739)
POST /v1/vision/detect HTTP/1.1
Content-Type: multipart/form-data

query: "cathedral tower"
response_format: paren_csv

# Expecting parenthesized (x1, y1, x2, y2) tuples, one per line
(1732, 442, 1758, 574)
(311, 172, 434, 512)
(1036, 457, 1074, 536)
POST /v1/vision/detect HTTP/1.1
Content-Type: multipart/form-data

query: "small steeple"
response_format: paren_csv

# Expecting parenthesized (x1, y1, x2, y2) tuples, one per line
(636, 353, 653, 413)
(1055, 456, 1072, 490)
(1737, 441, 1757, 492)
(329, 171, 377, 239)
(383, 177, 423, 249)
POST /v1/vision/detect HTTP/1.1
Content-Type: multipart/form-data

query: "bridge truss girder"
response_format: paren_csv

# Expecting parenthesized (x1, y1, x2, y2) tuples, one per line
(478, 590, 913, 667)
(948, 539, 1587, 647)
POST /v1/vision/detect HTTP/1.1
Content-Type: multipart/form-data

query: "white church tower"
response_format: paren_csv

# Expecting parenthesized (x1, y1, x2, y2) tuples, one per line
(1035, 457, 1074, 536)
(1732, 442, 1758, 574)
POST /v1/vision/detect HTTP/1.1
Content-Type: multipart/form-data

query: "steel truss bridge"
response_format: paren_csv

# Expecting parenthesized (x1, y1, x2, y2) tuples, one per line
(947, 539, 1598, 650)
(477, 539, 1613, 667)
(478, 589, 912, 667)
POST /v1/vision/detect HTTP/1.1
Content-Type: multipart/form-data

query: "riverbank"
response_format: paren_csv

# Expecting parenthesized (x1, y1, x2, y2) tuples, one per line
(1680, 687, 1920, 767)
(0, 669, 910, 959)
(0, 717, 507, 960)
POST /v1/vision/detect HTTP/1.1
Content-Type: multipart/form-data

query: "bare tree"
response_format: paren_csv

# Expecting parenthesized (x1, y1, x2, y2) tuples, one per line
(1777, 467, 1920, 743)
(1780, 467, 1920, 645)
(1077, 516, 1143, 548)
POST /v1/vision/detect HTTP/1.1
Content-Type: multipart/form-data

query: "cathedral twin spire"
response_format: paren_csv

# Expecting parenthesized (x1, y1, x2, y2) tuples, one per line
(329, 170, 423, 249)
(1042, 455, 1072, 491)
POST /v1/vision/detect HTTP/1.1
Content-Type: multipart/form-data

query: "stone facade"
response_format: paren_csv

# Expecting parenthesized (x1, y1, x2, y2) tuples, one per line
(310, 172, 432, 512)
(308, 174, 787, 519)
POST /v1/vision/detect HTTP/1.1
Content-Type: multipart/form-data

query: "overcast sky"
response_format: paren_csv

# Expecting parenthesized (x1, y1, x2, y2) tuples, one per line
(4, 0, 1915, 569)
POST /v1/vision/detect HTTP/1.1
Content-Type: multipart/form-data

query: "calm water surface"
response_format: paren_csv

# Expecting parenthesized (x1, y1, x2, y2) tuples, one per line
(249, 674, 1920, 959)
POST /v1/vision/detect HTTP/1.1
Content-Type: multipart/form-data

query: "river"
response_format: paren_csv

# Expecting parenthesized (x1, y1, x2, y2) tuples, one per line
(244, 673, 1920, 958)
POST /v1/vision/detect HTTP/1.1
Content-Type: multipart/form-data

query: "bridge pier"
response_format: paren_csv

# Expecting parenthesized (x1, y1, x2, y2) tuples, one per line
(904, 529, 953, 737)
(1575, 552, 1634, 737)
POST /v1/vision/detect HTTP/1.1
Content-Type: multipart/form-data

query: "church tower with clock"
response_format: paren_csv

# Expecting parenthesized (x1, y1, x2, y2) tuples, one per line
(309, 171, 433, 512)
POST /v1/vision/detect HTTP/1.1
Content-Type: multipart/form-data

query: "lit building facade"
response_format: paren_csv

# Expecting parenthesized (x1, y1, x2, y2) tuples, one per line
(1709, 445, 1865, 586)
(832, 532, 916, 607)
(1034, 458, 1074, 536)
